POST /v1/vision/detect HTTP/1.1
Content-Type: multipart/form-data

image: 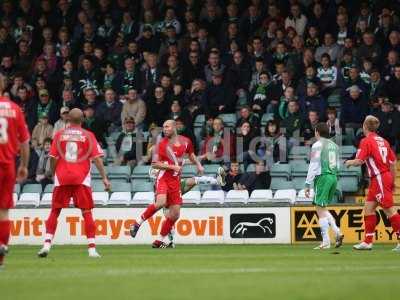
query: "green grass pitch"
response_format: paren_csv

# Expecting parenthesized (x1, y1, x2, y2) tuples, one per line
(1, 244, 399, 300)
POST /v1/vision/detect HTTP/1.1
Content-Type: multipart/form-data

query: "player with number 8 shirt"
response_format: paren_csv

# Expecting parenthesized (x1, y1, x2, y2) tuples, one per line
(37, 108, 111, 258)
(346, 115, 400, 251)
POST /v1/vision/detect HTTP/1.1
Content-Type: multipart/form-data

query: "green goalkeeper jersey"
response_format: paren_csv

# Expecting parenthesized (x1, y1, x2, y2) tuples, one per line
(305, 138, 339, 187)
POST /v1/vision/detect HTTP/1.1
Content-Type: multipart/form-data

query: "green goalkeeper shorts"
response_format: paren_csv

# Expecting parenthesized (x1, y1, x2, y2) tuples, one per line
(313, 174, 337, 207)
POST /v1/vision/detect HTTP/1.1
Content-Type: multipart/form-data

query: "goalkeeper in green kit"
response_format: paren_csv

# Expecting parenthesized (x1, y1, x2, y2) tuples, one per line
(304, 123, 344, 250)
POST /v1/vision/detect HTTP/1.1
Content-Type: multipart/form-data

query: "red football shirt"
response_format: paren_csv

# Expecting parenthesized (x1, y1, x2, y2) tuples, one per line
(0, 96, 30, 164)
(154, 135, 194, 181)
(49, 125, 104, 186)
(356, 132, 396, 177)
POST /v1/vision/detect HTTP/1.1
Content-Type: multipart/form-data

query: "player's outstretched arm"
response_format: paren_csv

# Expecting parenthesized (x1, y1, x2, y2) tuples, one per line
(151, 161, 181, 173)
(16, 141, 30, 182)
(345, 159, 364, 167)
(188, 153, 204, 175)
(93, 157, 111, 191)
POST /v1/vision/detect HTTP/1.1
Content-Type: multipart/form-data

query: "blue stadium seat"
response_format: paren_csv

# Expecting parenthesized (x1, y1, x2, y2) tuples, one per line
(288, 146, 310, 161)
(261, 113, 274, 126)
(270, 163, 291, 180)
(270, 178, 294, 190)
(131, 165, 151, 179)
(106, 166, 131, 180)
(218, 113, 237, 127)
(131, 180, 154, 192)
(194, 114, 205, 127)
(290, 160, 309, 178)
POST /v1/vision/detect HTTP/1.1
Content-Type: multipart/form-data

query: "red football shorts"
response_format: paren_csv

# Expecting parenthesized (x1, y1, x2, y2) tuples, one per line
(52, 185, 94, 209)
(155, 177, 182, 207)
(366, 172, 394, 209)
(0, 162, 16, 209)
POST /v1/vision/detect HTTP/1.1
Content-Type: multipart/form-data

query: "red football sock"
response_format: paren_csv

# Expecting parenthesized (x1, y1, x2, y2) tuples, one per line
(0, 220, 11, 246)
(389, 214, 400, 239)
(160, 217, 176, 237)
(82, 211, 96, 248)
(0, 220, 11, 265)
(364, 214, 377, 244)
(141, 204, 158, 222)
(45, 208, 61, 243)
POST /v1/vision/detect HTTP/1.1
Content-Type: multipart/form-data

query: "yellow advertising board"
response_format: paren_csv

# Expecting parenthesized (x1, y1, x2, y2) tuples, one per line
(291, 206, 400, 244)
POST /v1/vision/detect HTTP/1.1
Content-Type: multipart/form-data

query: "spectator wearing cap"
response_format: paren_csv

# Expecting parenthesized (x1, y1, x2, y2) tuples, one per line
(340, 85, 369, 128)
(121, 88, 146, 131)
(284, 4, 307, 37)
(82, 104, 107, 149)
(26, 88, 59, 132)
(385, 64, 400, 106)
(373, 101, 400, 147)
(202, 69, 235, 117)
(31, 113, 54, 150)
(115, 57, 141, 95)
(300, 82, 327, 121)
(95, 88, 122, 134)
(315, 33, 341, 64)
(146, 85, 171, 127)
(137, 25, 160, 53)
(115, 117, 139, 166)
(77, 55, 102, 96)
(52, 106, 70, 137)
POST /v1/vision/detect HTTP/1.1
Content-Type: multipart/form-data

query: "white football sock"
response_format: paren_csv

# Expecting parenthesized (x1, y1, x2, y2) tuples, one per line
(319, 217, 330, 245)
(327, 212, 341, 236)
(194, 176, 218, 185)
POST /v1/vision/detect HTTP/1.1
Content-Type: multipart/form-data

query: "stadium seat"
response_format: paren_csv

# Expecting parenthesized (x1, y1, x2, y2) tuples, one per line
(131, 180, 154, 192)
(246, 164, 256, 172)
(339, 161, 362, 179)
(39, 184, 54, 206)
(270, 163, 291, 180)
(248, 189, 274, 203)
(290, 160, 309, 178)
(91, 180, 107, 192)
(182, 190, 201, 205)
(204, 164, 221, 175)
(18, 185, 41, 207)
(261, 113, 274, 126)
(338, 177, 359, 192)
(288, 146, 310, 161)
(131, 192, 154, 204)
(201, 190, 224, 204)
(340, 145, 356, 159)
(92, 192, 109, 206)
(108, 181, 131, 205)
(13, 184, 20, 205)
(107, 166, 131, 180)
(224, 190, 249, 204)
(182, 164, 197, 177)
(218, 113, 237, 127)
(270, 178, 294, 190)
(292, 177, 307, 191)
(273, 189, 297, 204)
(90, 165, 102, 179)
(296, 189, 314, 204)
(131, 165, 151, 179)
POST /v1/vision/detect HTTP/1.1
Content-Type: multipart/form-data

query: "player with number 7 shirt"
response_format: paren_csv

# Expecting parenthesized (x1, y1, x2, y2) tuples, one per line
(346, 115, 400, 251)
(37, 108, 111, 258)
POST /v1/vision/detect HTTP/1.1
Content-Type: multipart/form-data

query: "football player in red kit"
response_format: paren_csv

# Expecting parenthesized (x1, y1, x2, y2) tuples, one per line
(37, 109, 110, 258)
(130, 120, 204, 247)
(346, 116, 400, 251)
(0, 82, 30, 268)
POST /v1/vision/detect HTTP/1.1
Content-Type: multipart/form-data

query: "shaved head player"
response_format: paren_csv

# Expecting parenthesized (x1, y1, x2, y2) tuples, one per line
(37, 108, 110, 258)
(130, 120, 204, 247)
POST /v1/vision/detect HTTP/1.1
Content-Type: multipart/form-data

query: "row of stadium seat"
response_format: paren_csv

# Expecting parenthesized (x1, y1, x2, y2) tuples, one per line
(13, 188, 321, 207)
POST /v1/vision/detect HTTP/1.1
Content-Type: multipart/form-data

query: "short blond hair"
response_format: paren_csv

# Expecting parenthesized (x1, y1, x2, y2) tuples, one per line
(363, 115, 380, 132)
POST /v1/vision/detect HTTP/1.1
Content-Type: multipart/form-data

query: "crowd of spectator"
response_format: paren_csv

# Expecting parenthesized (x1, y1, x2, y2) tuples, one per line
(2, 0, 400, 191)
